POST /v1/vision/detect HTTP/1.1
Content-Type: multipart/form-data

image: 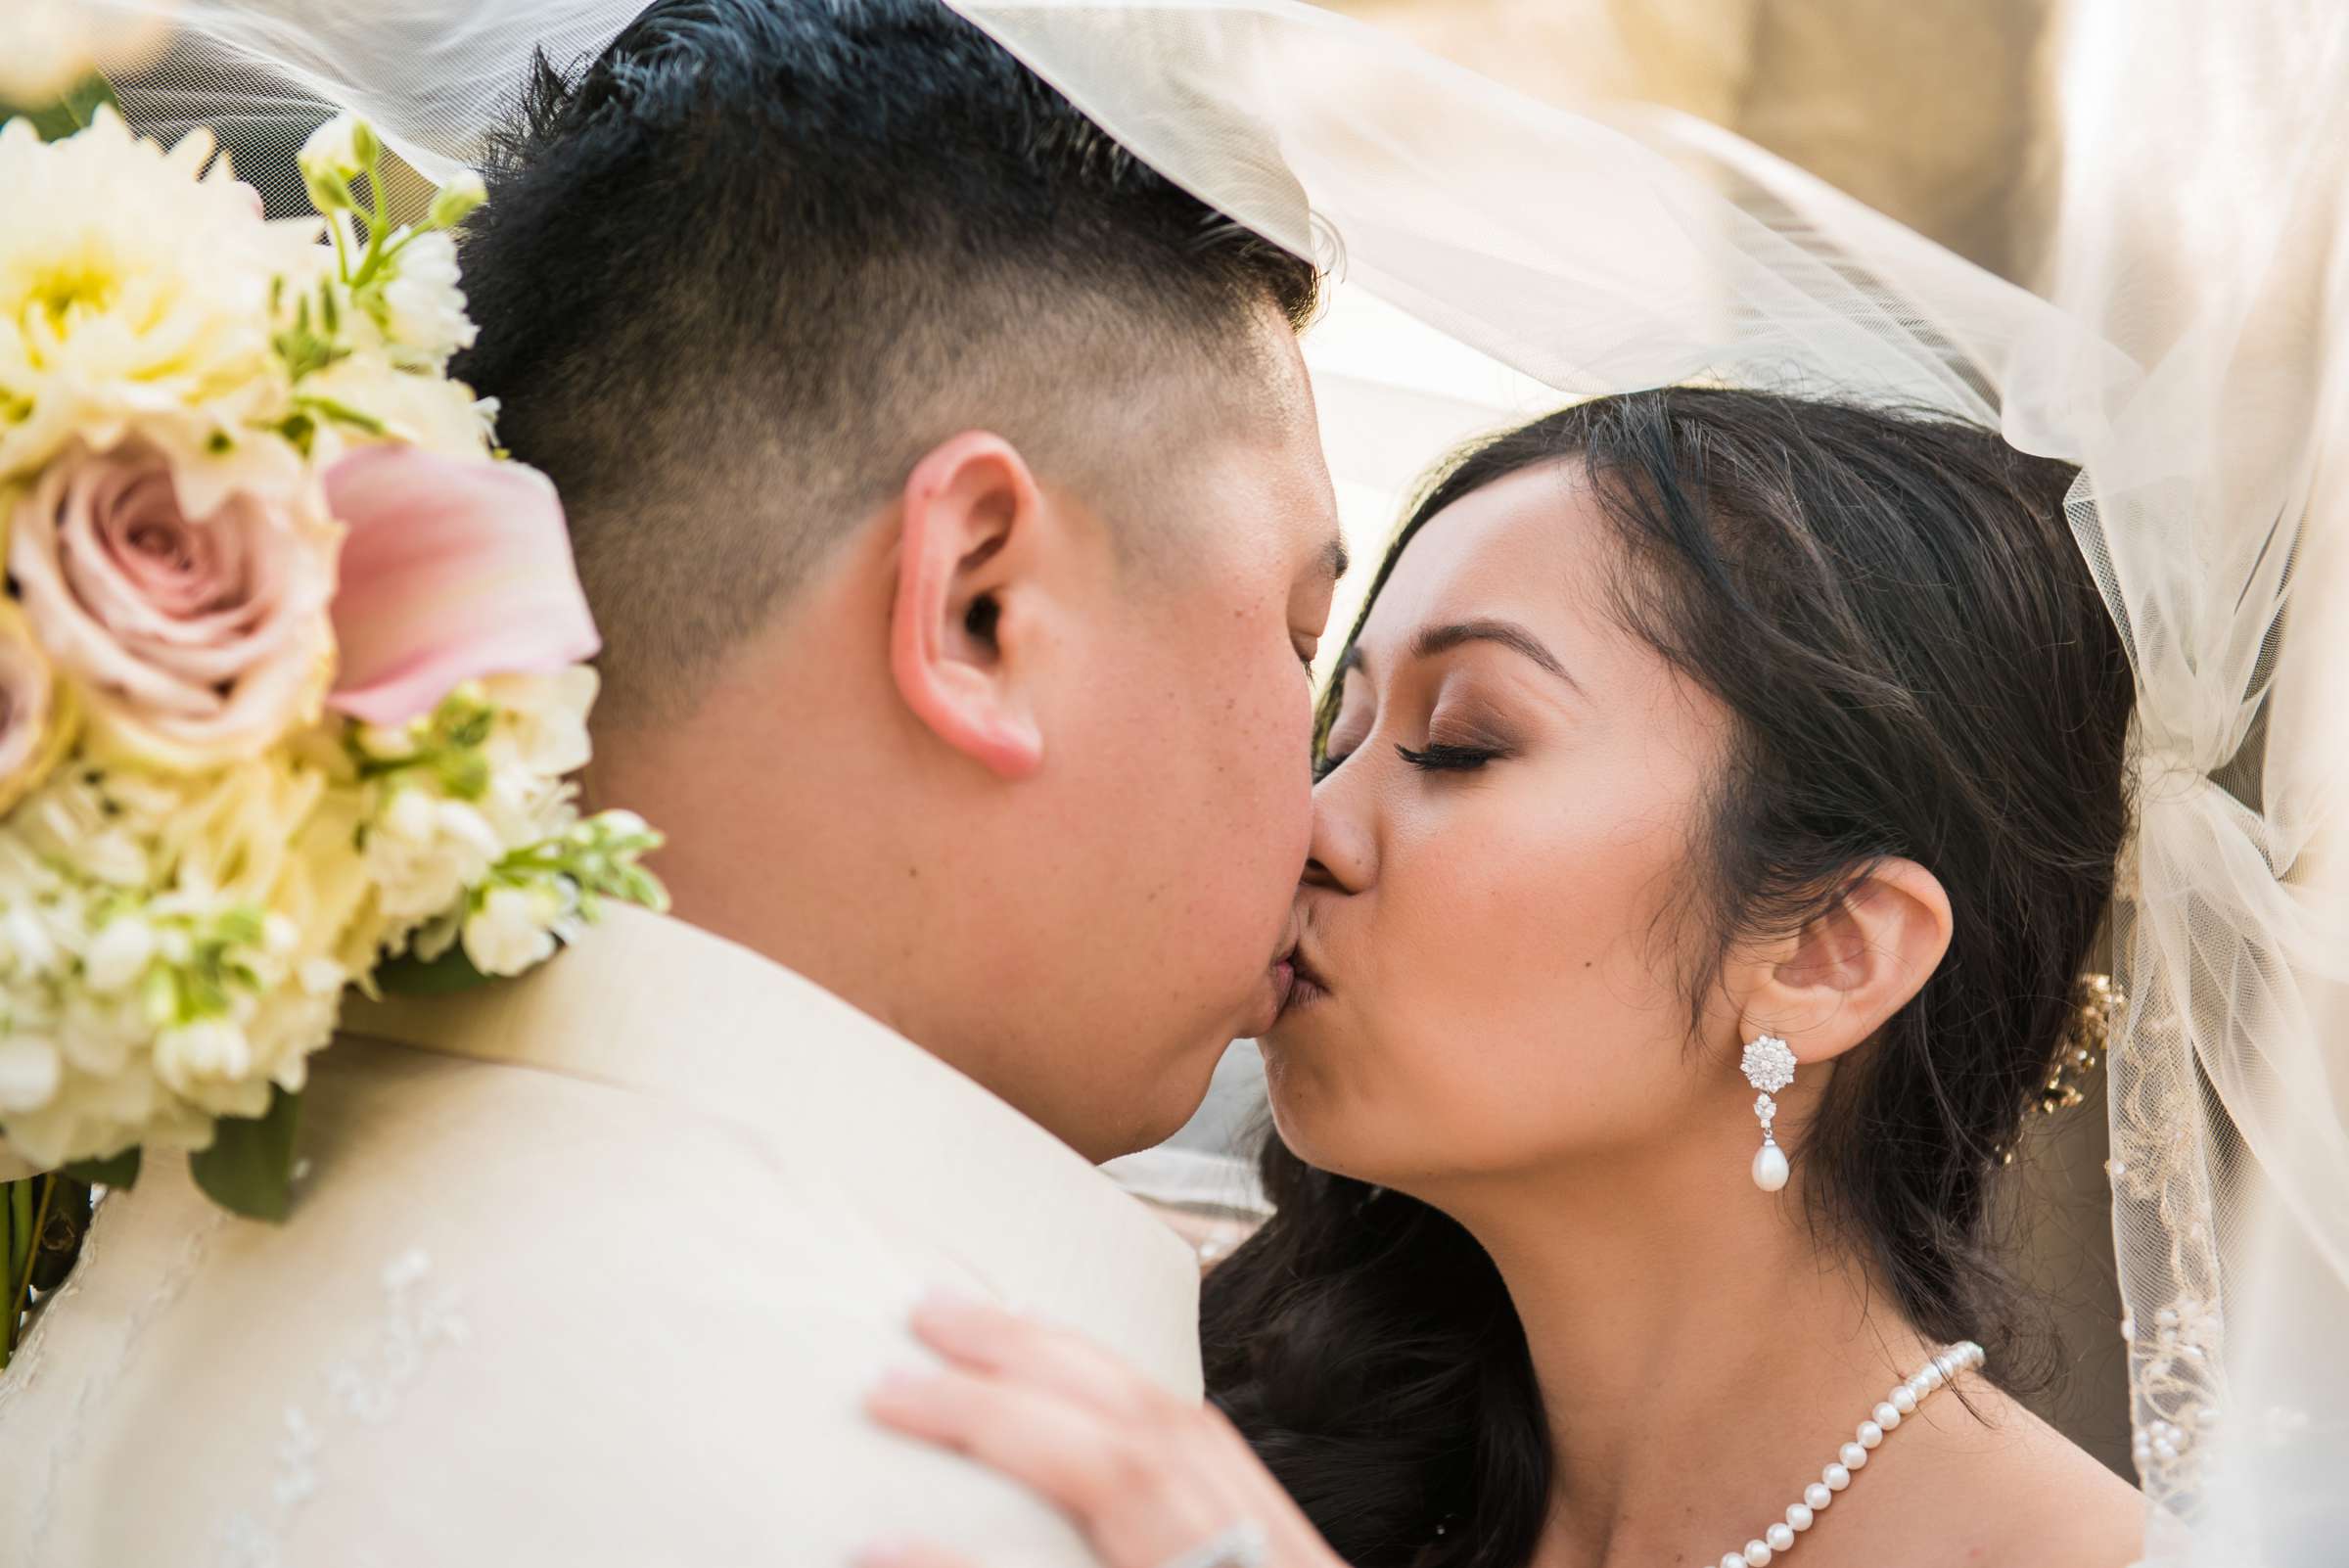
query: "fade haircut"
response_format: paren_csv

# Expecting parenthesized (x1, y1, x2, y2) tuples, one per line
(454, 0, 1320, 722)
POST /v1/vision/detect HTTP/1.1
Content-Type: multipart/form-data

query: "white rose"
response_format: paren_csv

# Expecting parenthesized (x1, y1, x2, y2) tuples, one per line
(242, 983, 342, 1096)
(484, 667, 598, 776)
(0, 905, 62, 979)
(83, 914, 156, 994)
(154, 1016, 253, 1094)
(365, 788, 504, 921)
(0, 1037, 61, 1114)
(462, 883, 560, 977)
(54, 986, 141, 1076)
(380, 230, 478, 368)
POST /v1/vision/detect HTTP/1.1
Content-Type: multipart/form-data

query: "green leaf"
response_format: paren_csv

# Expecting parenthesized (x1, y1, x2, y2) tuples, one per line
(2, 72, 120, 144)
(444, 710, 494, 750)
(291, 392, 386, 436)
(63, 1147, 141, 1190)
(0, 1191, 14, 1367)
(374, 944, 493, 997)
(5, 1180, 28, 1291)
(189, 1086, 301, 1223)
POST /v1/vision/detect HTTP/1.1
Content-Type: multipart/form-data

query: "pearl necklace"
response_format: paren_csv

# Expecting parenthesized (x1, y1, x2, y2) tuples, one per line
(1709, 1340, 1985, 1568)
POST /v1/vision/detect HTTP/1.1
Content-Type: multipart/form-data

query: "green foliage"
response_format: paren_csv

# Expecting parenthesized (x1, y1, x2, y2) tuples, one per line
(189, 1086, 303, 1223)
(3, 72, 119, 144)
(63, 1148, 140, 1189)
(375, 945, 495, 997)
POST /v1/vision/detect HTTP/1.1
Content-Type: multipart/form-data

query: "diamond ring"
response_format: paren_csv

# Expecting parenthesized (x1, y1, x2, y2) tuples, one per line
(1153, 1520, 1270, 1568)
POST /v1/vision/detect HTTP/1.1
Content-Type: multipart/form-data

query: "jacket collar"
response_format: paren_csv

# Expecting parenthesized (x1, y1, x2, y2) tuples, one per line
(342, 904, 1203, 1393)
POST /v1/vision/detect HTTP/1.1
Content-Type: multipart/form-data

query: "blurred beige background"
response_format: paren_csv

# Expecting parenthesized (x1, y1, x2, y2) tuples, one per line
(1330, 0, 2065, 285)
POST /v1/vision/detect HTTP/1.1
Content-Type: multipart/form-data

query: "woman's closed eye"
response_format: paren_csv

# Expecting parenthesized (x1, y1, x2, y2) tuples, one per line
(1314, 733, 1512, 781)
(1396, 740, 1505, 771)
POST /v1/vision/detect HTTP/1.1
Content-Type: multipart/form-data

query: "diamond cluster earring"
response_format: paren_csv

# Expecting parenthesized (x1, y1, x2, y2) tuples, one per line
(1741, 1034, 1796, 1192)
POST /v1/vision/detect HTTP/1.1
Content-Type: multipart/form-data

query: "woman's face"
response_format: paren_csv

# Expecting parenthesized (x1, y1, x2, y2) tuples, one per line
(1264, 463, 1740, 1194)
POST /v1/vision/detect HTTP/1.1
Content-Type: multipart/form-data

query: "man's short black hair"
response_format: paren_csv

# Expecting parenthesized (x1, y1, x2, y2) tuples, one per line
(454, 0, 1320, 721)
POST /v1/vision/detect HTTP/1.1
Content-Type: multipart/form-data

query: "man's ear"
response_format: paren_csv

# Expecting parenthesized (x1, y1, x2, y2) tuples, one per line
(888, 431, 1050, 779)
(1739, 857, 1954, 1068)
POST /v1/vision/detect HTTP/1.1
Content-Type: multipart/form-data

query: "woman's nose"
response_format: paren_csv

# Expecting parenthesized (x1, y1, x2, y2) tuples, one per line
(1303, 768, 1374, 893)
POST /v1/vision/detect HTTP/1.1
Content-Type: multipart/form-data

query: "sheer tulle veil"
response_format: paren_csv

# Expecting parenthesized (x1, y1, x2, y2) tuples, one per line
(86, 0, 2349, 1559)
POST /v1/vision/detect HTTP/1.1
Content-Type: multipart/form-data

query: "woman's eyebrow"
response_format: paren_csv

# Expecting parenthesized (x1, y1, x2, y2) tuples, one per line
(1410, 619, 1583, 695)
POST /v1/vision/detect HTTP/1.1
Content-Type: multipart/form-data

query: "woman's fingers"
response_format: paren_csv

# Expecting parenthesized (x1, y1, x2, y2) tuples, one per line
(870, 1304, 1350, 1568)
(908, 1290, 1172, 1422)
(852, 1542, 976, 1568)
(866, 1364, 1237, 1564)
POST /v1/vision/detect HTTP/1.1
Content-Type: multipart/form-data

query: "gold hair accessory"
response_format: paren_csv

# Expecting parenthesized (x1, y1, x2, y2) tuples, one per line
(2038, 972, 2124, 1116)
(1996, 973, 2123, 1167)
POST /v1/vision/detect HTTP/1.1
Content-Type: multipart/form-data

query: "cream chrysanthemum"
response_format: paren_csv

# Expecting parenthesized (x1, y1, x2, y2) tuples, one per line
(0, 108, 325, 494)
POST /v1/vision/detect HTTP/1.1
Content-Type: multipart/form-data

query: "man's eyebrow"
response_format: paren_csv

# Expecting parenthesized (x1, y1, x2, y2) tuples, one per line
(1410, 619, 1582, 693)
(1320, 535, 1351, 581)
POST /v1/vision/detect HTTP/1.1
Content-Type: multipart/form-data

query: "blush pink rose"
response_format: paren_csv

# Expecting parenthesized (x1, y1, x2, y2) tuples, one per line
(0, 606, 72, 813)
(325, 444, 599, 726)
(8, 438, 335, 768)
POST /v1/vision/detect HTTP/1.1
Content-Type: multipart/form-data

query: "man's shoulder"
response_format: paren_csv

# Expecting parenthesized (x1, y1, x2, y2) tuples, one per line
(1, 982, 1201, 1560)
(2, 1062, 1102, 1562)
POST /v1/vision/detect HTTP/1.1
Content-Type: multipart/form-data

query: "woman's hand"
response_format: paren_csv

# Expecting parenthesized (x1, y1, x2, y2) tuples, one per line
(859, 1291, 1348, 1568)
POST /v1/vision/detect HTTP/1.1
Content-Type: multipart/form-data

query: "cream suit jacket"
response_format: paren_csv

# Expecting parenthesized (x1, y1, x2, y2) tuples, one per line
(0, 906, 1199, 1566)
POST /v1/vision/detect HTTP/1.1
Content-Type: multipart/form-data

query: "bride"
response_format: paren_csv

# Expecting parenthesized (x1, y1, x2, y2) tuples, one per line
(862, 385, 2147, 1568)
(853, 5, 2347, 1563)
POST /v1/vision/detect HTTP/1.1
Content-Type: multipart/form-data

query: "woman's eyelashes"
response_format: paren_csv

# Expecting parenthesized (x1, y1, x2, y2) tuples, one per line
(1313, 731, 1511, 781)
(1396, 740, 1506, 771)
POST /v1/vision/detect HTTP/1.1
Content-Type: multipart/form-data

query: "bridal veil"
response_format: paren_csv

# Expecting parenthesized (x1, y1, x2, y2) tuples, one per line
(85, 0, 2349, 1559)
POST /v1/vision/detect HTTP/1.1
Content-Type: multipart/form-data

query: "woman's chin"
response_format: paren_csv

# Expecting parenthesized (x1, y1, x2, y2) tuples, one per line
(1260, 1028, 1359, 1174)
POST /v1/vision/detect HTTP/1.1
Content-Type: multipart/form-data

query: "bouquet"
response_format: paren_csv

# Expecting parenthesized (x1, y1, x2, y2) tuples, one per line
(0, 102, 662, 1358)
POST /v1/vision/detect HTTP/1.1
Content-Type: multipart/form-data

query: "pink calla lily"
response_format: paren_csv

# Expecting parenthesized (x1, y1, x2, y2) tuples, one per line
(326, 444, 599, 726)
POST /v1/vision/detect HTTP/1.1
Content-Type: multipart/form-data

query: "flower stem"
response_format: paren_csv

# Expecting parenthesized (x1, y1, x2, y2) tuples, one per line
(2, 1176, 56, 1370)
(350, 142, 393, 287)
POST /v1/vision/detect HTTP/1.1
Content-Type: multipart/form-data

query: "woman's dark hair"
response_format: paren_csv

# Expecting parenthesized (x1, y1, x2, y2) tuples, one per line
(1200, 387, 2137, 1567)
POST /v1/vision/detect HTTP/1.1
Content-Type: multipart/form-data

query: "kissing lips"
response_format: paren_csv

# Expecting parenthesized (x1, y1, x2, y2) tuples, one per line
(1246, 950, 1296, 1038)
(1277, 939, 1331, 1013)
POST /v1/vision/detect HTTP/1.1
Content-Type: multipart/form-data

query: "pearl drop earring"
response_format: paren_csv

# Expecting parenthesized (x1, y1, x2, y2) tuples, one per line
(1741, 1034, 1797, 1192)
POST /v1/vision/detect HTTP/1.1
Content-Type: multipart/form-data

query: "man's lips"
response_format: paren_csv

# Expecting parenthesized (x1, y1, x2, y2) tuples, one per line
(1276, 940, 1331, 1013)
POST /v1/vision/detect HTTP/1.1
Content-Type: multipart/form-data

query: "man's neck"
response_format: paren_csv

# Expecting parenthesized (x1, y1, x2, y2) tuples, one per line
(585, 703, 952, 1065)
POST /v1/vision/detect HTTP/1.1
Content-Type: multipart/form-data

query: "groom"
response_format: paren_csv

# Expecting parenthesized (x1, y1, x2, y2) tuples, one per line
(0, 1, 1340, 1560)
(462, 0, 1341, 1170)
(450, 0, 1343, 1549)
(395, 0, 1330, 1550)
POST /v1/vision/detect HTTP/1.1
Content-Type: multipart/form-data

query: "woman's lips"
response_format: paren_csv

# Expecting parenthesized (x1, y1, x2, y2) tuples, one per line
(1277, 942, 1331, 1013)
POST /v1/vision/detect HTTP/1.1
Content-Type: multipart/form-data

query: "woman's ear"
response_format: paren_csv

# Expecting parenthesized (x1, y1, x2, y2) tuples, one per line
(888, 431, 1049, 779)
(1741, 857, 1954, 1067)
